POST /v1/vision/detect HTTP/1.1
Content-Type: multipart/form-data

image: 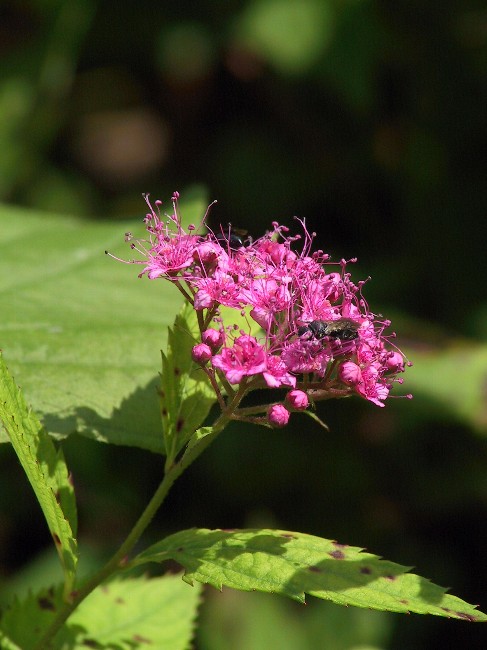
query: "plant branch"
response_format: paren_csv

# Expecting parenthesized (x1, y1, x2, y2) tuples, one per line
(32, 420, 226, 650)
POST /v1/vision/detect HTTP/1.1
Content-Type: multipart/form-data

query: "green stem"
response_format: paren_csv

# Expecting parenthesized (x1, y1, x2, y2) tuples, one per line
(32, 421, 227, 650)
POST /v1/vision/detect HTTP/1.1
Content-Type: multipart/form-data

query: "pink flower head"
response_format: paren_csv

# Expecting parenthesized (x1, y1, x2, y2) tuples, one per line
(115, 192, 410, 410)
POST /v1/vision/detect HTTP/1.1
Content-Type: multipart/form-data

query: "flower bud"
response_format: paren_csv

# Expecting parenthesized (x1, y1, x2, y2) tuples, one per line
(267, 404, 290, 428)
(285, 389, 309, 411)
(191, 343, 212, 365)
(386, 351, 405, 373)
(202, 328, 223, 351)
(338, 361, 362, 386)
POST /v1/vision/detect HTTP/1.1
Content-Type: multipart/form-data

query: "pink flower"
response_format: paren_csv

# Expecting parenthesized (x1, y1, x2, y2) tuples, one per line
(193, 272, 242, 310)
(354, 363, 391, 407)
(263, 356, 296, 388)
(267, 404, 290, 428)
(212, 335, 266, 384)
(141, 234, 196, 278)
(242, 279, 292, 330)
(281, 339, 332, 376)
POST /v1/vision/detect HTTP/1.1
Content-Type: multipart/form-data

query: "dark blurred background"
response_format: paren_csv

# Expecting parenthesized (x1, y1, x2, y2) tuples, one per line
(1, 1, 487, 648)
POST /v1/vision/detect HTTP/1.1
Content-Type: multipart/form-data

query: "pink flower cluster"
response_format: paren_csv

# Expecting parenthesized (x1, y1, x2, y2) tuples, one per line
(119, 192, 410, 425)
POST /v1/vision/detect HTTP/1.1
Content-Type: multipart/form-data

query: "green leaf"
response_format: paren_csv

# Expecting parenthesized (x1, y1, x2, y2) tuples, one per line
(0, 631, 22, 650)
(1, 575, 201, 649)
(181, 426, 215, 466)
(237, 0, 334, 75)
(0, 353, 78, 597)
(67, 574, 202, 649)
(0, 586, 65, 649)
(0, 188, 207, 452)
(0, 576, 201, 649)
(406, 344, 487, 434)
(161, 303, 216, 461)
(134, 528, 487, 622)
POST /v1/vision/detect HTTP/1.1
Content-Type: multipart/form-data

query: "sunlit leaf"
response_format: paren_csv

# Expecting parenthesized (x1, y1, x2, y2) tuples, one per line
(0, 354, 77, 597)
(66, 574, 201, 650)
(0, 575, 201, 649)
(134, 528, 487, 621)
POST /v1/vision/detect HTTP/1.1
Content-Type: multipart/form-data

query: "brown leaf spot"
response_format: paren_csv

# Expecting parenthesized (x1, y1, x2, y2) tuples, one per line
(455, 611, 477, 622)
(308, 565, 322, 573)
(176, 418, 184, 432)
(383, 574, 397, 581)
(38, 596, 55, 611)
(133, 634, 153, 644)
(52, 532, 61, 546)
(280, 533, 296, 539)
(399, 599, 409, 605)
(329, 550, 345, 560)
(115, 597, 125, 604)
(174, 367, 181, 376)
(360, 566, 372, 575)
(332, 541, 348, 549)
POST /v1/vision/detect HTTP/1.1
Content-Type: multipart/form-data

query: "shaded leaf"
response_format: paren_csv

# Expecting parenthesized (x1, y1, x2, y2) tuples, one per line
(134, 528, 487, 621)
(0, 586, 65, 649)
(0, 188, 207, 452)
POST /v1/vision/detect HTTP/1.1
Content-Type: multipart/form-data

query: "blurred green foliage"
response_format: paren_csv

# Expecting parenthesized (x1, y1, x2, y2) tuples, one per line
(1, 0, 487, 648)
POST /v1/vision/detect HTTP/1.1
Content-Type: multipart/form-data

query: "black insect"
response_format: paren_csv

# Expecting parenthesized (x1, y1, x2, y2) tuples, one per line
(298, 318, 360, 342)
(215, 225, 249, 251)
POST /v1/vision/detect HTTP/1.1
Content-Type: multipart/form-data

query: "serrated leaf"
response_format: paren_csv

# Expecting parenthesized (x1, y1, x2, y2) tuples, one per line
(133, 528, 487, 622)
(161, 303, 216, 461)
(0, 187, 207, 452)
(0, 585, 65, 649)
(0, 354, 78, 597)
(67, 574, 202, 650)
(1, 575, 202, 649)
